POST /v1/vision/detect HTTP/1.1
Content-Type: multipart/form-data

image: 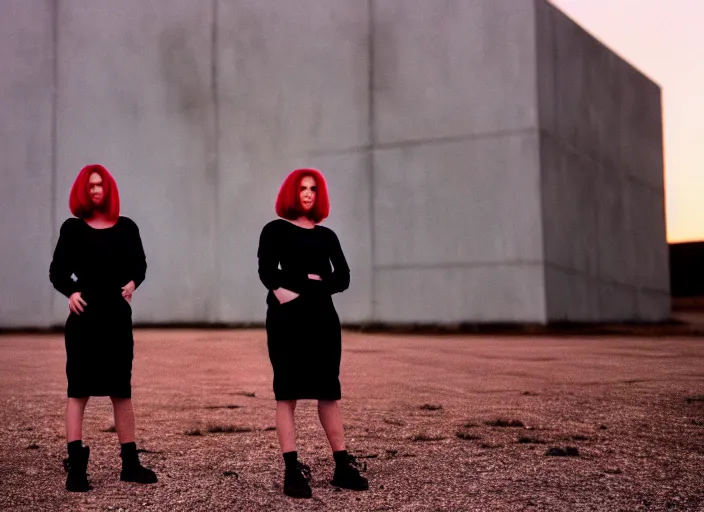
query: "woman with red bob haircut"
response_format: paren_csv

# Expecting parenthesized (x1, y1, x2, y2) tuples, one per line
(50, 165, 156, 492)
(258, 168, 368, 499)
(69, 164, 121, 221)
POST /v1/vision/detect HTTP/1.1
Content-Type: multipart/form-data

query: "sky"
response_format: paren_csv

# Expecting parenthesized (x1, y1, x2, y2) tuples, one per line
(550, 0, 703, 243)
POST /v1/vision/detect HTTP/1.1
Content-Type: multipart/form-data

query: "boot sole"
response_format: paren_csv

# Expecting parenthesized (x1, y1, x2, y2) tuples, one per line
(283, 484, 312, 499)
(330, 480, 369, 491)
(66, 483, 91, 492)
(284, 491, 312, 499)
(120, 477, 158, 484)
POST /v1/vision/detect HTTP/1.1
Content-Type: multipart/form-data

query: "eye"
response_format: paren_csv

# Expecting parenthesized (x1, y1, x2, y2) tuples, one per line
(311, 186, 317, 192)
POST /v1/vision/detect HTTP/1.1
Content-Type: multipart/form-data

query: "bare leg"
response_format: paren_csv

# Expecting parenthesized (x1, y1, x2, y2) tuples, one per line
(66, 397, 89, 443)
(318, 400, 346, 452)
(110, 397, 136, 444)
(276, 400, 297, 453)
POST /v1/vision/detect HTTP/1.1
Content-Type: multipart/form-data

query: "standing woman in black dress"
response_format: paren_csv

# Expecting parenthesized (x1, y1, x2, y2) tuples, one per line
(50, 165, 157, 492)
(258, 168, 368, 499)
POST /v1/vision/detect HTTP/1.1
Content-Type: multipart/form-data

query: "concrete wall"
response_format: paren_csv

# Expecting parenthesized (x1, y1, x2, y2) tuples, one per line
(216, 1, 371, 323)
(371, 0, 547, 323)
(53, 0, 218, 324)
(536, 0, 670, 321)
(0, 0, 669, 328)
(0, 1, 55, 328)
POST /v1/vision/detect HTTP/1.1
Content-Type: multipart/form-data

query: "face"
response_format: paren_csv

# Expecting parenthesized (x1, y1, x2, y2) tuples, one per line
(88, 172, 105, 207)
(299, 176, 317, 212)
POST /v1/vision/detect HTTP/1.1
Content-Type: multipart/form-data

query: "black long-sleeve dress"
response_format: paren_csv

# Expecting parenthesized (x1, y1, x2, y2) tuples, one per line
(257, 219, 350, 401)
(50, 217, 146, 398)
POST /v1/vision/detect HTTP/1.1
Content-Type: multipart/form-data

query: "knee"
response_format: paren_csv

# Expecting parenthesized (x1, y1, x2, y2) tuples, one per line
(109, 396, 130, 406)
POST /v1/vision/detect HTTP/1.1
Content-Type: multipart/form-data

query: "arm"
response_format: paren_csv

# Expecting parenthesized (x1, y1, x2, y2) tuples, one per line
(127, 220, 147, 289)
(49, 220, 80, 298)
(258, 223, 286, 291)
(325, 230, 350, 294)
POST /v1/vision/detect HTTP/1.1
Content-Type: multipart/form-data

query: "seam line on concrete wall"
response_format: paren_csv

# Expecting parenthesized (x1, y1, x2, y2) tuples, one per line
(49, 0, 59, 322)
(309, 145, 373, 157)
(541, 130, 665, 194)
(375, 127, 539, 152)
(368, 0, 377, 321)
(544, 261, 668, 295)
(375, 261, 545, 271)
(534, 0, 549, 324)
(211, 0, 221, 322)
(309, 127, 541, 158)
(50, 0, 58, 247)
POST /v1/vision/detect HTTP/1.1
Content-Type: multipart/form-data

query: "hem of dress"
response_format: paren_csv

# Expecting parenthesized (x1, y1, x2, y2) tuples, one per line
(274, 395, 341, 401)
(67, 392, 132, 398)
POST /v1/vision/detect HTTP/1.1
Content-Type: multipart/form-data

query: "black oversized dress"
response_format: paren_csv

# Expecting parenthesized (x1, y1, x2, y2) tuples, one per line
(257, 219, 350, 401)
(49, 217, 146, 398)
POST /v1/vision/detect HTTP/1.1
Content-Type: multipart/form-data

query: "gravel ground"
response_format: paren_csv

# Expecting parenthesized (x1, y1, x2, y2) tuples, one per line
(0, 329, 703, 511)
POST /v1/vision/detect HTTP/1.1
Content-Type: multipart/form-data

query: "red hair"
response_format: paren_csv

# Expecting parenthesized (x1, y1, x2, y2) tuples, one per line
(275, 168, 330, 223)
(69, 164, 120, 220)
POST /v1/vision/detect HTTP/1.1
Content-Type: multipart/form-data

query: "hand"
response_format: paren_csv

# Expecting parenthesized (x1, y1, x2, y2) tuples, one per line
(308, 274, 322, 281)
(273, 287, 300, 305)
(69, 292, 87, 315)
(122, 280, 136, 303)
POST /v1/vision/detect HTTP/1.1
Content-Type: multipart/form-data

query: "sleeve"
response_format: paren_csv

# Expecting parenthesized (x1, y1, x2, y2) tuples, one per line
(49, 220, 80, 298)
(325, 230, 350, 295)
(257, 223, 285, 291)
(127, 219, 147, 289)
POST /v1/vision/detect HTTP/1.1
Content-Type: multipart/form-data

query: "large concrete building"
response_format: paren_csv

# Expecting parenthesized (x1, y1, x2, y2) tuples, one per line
(0, 0, 669, 328)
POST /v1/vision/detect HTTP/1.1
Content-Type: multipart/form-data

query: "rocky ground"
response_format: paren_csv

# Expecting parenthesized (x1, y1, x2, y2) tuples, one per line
(0, 329, 703, 511)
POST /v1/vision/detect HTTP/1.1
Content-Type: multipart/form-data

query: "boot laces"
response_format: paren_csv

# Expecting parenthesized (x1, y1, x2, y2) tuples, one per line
(344, 454, 367, 472)
(297, 462, 312, 481)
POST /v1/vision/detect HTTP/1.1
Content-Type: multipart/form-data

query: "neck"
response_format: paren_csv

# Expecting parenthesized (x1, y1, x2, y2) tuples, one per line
(292, 216, 315, 228)
(88, 210, 108, 221)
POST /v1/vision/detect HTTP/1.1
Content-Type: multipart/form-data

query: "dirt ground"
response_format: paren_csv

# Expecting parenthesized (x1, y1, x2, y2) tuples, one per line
(0, 329, 703, 512)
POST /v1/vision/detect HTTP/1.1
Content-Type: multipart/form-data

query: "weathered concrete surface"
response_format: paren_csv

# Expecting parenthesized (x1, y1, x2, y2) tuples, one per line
(372, 0, 538, 144)
(215, 0, 370, 323)
(536, 0, 669, 322)
(370, 0, 546, 323)
(0, 330, 702, 510)
(0, 0, 670, 327)
(54, 0, 218, 324)
(372, 134, 545, 323)
(0, 1, 54, 328)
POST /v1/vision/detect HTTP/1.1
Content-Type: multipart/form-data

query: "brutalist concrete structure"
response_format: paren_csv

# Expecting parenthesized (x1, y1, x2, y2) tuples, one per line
(0, 0, 669, 328)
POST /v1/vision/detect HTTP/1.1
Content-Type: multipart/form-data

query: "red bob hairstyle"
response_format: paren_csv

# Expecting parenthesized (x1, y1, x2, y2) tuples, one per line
(69, 164, 120, 220)
(275, 168, 330, 223)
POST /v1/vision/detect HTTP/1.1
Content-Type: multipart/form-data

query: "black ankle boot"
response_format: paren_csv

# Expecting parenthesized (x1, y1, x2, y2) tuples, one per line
(284, 461, 312, 499)
(331, 453, 368, 491)
(119, 442, 157, 484)
(64, 442, 91, 492)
